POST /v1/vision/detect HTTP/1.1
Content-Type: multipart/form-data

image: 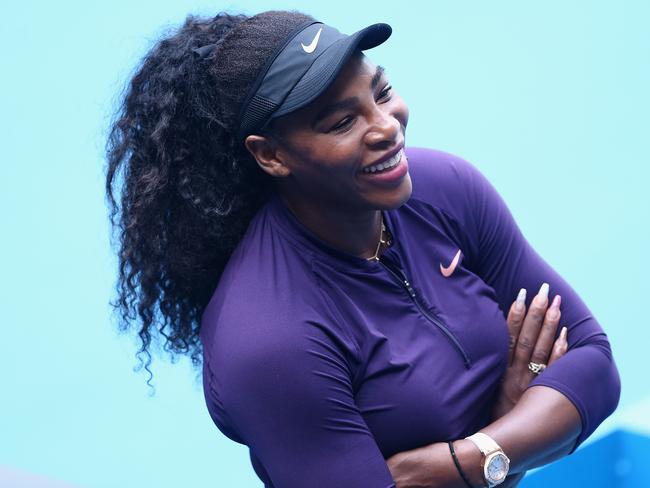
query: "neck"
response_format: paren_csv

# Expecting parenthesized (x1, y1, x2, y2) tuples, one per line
(278, 192, 382, 260)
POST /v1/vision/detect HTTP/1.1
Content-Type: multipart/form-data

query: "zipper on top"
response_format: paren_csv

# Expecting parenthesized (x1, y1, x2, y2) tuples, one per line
(378, 257, 472, 369)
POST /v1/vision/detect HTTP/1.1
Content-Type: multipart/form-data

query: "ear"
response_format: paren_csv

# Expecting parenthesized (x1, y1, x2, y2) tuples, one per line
(244, 134, 291, 178)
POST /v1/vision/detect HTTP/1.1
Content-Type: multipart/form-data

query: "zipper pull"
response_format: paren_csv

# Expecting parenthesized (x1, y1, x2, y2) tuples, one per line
(403, 280, 416, 298)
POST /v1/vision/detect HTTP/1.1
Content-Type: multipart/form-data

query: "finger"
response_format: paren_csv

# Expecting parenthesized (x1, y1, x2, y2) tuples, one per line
(548, 326, 568, 366)
(529, 294, 562, 366)
(506, 288, 527, 365)
(513, 282, 549, 371)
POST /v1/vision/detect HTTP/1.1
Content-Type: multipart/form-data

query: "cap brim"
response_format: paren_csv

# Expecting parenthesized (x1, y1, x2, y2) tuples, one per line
(271, 23, 392, 118)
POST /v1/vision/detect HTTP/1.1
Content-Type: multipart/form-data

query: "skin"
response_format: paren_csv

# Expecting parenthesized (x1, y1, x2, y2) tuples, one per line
(245, 52, 582, 487)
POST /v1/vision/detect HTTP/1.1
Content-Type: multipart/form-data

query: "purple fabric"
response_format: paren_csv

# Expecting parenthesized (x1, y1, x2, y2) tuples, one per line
(200, 147, 620, 487)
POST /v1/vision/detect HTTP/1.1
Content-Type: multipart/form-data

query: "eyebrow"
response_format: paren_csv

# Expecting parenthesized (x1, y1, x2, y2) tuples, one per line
(311, 65, 386, 128)
(371, 65, 386, 90)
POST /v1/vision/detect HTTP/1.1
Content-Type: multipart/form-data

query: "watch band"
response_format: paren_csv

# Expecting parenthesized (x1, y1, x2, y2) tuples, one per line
(465, 432, 501, 456)
(465, 432, 510, 487)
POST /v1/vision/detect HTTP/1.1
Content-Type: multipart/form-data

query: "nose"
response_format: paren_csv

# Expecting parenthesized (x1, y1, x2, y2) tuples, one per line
(363, 106, 400, 147)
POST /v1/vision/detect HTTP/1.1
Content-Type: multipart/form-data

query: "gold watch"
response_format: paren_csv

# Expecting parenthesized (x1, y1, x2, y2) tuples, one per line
(465, 432, 510, 487)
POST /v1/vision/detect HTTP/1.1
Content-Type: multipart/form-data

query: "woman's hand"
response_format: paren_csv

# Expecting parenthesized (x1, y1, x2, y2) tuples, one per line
(491, 283, 569, 421)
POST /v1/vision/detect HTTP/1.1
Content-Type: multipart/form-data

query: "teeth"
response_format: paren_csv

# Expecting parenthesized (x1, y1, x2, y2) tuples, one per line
(363, 149, 402, 174)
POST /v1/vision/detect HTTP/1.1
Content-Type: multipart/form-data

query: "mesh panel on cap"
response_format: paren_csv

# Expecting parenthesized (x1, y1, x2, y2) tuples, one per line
(239, 95, 278, 136)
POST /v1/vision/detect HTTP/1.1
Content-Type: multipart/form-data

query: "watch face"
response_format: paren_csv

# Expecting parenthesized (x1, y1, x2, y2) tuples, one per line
(486, 453, 509, 482)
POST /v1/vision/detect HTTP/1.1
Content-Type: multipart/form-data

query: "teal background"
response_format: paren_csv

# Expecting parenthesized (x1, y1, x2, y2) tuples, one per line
(1, 1, 648, 486)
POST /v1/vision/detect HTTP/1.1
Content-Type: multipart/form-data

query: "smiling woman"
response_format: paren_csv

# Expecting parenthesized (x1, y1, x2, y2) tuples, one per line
(245, 52, 412, 258)
(105, 9, 620, 488)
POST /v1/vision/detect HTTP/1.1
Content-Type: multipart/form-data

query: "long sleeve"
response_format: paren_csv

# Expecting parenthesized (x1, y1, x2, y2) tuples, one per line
(431, 149, 621, 451)
(202, 315, 396, 488)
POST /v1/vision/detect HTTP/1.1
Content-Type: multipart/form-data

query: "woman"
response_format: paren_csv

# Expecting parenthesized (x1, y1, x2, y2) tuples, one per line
(105, 10, 620, 487)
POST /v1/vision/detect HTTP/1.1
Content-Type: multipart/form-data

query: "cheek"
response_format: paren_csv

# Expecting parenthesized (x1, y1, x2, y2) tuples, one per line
(286, 137, 358, 180)
(303, 136, 359, 172)
(388, 92, 409, 129)
(322, 140, 360, 166)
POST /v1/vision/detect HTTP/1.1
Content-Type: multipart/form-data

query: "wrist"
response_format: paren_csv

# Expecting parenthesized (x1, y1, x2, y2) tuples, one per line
(464, 433, 512, 487)
(452, 439, 485, 487)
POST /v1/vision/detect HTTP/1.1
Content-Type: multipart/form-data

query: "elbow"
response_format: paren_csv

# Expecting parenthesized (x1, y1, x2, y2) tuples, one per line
(587, 336, 622, 417)
(603, 350, 622, 419)
(550, 338, 622, 450)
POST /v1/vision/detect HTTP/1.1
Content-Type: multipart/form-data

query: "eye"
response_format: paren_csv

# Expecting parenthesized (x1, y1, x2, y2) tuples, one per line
(378, 84, 393, 101)
(329, 116, 355, 132)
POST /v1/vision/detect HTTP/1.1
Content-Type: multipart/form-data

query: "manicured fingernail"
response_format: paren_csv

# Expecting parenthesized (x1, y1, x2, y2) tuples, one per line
(538, 282, 549, 301)
(550, 295, 561, 310)
(515, 288, 526, 312)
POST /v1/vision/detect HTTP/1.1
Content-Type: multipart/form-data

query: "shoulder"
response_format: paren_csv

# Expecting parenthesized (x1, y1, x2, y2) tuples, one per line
(201, 262, 358, 442)
(199, 203, 357, 374)
(200, 235, 322, 357)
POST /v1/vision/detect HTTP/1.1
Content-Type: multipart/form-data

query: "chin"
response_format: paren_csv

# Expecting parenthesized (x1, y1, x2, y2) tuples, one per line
(382, 174, 413, 210)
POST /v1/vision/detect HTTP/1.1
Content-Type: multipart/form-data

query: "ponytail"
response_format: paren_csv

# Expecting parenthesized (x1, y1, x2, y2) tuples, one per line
(105, 10, 315, 386)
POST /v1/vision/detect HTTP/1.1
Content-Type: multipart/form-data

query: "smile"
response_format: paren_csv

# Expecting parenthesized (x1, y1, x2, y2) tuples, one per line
(362, 149, 404, 174)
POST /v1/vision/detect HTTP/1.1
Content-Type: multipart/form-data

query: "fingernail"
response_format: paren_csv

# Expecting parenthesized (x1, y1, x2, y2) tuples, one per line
(538, 282, 549, 301)
(550, 295, 561, 310)
(515, 288, 526, 312)
(561, 326, 568, 342)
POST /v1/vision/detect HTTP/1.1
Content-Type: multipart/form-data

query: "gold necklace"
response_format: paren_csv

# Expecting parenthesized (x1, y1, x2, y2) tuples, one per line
(366, 214, 392, 262)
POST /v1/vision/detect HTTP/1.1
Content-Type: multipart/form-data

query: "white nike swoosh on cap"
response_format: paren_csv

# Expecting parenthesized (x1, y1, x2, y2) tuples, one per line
(301, 27, 323, 54)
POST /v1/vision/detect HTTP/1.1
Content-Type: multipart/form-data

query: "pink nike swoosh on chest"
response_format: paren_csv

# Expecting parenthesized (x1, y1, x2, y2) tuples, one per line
(440, 249, 463, 277)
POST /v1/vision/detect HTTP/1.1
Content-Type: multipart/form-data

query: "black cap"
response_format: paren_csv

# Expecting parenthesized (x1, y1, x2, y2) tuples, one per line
(236, 21, 392, 140)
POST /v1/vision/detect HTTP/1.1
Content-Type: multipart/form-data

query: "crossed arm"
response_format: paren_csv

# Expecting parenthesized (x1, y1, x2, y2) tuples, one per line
(387, 287, 582, 487)
(211, 265, 618, 487)
(213, 273, 616, 488)
(218, 278, 618, 488)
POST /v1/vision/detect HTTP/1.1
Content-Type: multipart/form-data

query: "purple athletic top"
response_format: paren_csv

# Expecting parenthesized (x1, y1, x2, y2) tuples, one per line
(200, 147, 620, 487)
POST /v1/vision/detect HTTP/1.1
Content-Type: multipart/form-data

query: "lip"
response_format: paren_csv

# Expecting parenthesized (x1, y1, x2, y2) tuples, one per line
(358, 148, 409, 185)
(361, 143, 405, 172)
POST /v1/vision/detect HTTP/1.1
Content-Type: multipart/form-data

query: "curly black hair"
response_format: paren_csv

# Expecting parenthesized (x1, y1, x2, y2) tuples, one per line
(105, 10, 315, 387)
